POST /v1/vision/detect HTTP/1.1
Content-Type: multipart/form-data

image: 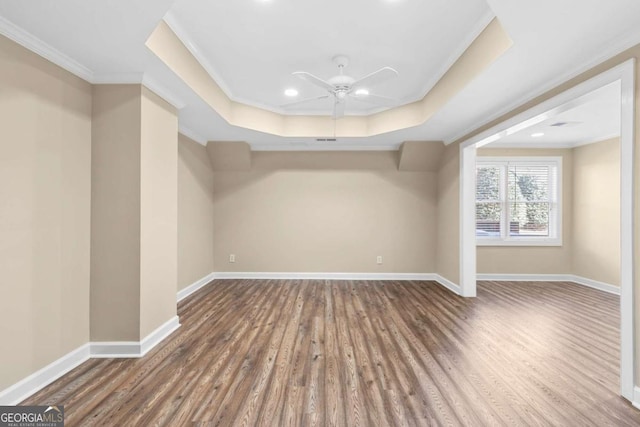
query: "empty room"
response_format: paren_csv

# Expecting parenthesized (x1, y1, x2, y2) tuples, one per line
(2, 0, 640, 426)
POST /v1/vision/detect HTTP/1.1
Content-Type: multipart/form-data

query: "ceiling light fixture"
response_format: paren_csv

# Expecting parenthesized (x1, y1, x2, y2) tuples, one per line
(355, 88, 369, 96)
(531, 132, 545, 137)
(284, 88, 298, 97)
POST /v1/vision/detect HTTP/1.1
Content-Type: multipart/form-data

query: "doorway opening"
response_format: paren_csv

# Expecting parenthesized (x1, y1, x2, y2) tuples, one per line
(459, 59, 635, 401)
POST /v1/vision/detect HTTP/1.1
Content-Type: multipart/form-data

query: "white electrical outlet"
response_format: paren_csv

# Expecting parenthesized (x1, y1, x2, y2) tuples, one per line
(376, 256, 383, 265)
(229, 254, 236, 263)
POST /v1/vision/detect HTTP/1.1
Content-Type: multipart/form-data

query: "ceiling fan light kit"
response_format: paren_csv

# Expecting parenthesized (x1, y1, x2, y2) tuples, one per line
(285, 55, 399, 119)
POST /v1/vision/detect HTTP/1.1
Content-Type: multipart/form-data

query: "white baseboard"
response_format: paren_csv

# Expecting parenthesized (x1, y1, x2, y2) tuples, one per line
(0, 316, 181, 405)
(177, 272, 216, 302)
(477, 273, 569, 282)
(213, 271, 435, 281)
(476, 274, 620, 295)
(140, 316, 180, 356)
(91, 315, 180, 358)
(213, 272, 461, 295)
(1, 271, 459, 405)
(570, 275, 620, 295)
(633, 386, 640, 410)
(0, 343, 91, 405)
(434, 274, 462, 295)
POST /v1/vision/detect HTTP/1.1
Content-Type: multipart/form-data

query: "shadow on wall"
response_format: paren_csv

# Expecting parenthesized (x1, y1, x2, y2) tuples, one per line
(179, 135, 214, 204)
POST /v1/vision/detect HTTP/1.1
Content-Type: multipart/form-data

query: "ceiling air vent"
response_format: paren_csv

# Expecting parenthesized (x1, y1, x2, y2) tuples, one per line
(316, 138, 337, 142)
(550, 121, 582, 127)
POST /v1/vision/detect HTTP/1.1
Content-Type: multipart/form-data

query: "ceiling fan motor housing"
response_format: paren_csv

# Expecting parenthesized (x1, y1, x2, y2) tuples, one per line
(328, 75, 355, 87)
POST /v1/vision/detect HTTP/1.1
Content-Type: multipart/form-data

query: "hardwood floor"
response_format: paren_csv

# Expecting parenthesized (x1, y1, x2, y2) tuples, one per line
(22, 279, 640, 426)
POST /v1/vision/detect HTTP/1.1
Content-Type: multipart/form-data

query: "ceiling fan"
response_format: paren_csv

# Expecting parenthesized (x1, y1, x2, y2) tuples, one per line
(284, 55, 399, 119)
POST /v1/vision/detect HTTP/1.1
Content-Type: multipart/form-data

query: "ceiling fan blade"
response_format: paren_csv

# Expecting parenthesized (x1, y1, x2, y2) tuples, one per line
(292, 71, 335, 92)
(351, 67, 398, 90)
(350, 93, 397, 107)
(280, 95, 330, 108)
(333, 99, 345, 120)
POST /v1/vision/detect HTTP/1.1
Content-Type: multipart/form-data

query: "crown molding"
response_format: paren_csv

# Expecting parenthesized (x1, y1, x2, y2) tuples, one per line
(412, 9, 496, 105)
(142, 74, 186, 110)
(92, 72, 144, 84)
(0, 15, 189, 113)
(163, 12, 296, 116)
(92, 73, 187, 110)
(162, 12, 406, 118)
(445, 26, 640, 145)
(163, 11, 234, 100)
(0, 15, 93, 81)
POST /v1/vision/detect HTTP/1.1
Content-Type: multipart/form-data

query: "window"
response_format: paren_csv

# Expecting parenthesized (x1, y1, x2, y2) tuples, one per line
(476, 157, 561, 246)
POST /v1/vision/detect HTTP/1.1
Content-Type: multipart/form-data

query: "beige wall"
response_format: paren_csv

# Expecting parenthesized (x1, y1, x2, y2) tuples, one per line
(0, 35, 92, 390)
(572, 138, 620, 285)
(92, 85, 179, 341)
(91, 85, 142, 341)
(436, 143, 460, 284)
(139, 87, 178, 337)
(453, 43, 640, 382)
(476, 148, 574, 274)
(213, 151, 436, 273)
(178, 135, 214, 290)
(2, 21, 640, 397)
(476, 141, 620, 285)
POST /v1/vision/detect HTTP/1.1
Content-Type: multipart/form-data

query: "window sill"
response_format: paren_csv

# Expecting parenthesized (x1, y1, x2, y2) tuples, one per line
(476, 238, 562, 247)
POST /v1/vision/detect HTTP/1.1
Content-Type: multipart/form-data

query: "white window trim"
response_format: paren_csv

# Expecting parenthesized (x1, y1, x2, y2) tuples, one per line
(476, 156, 563, 247)
(459, 59, 635, 400)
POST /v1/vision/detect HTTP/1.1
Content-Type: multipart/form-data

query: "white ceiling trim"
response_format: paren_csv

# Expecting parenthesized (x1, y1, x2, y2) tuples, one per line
(0, 15, 187, 112)
(178, 125, 208, 145)
(250, 143, 400, 152)
(411, 10, 495, 105)
(164, 11, 330, 116)
(142, 74, 186, 109)
(444, 23, 640, 145)
(0, 14, 93, 81)
(92, 72, 145, 84)
(162, 12, 240, 105)
(163, 11, 433, 117)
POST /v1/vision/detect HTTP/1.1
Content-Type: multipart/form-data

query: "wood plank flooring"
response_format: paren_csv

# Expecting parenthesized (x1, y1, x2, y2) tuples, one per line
(22, 279, 640, 426)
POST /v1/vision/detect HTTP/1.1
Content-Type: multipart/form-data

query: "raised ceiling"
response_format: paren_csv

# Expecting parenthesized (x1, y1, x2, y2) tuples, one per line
(1, 0, 640, 150)
(166, 0, 493, 115)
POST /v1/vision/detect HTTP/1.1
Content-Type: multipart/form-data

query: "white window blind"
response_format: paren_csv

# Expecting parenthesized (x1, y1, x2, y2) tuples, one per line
(476, 157, 561, 245)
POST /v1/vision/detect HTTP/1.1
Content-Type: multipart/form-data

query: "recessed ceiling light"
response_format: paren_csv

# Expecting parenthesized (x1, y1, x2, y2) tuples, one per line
(284, 88, 298, 97)
(355, 88, 369, 96)
(531, 132, 545, 138)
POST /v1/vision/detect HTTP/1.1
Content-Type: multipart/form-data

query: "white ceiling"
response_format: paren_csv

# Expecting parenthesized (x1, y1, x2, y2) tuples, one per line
(1, 0, 640, 150)
(488, 81, 621, 148)
(166, 0, 492, 115)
